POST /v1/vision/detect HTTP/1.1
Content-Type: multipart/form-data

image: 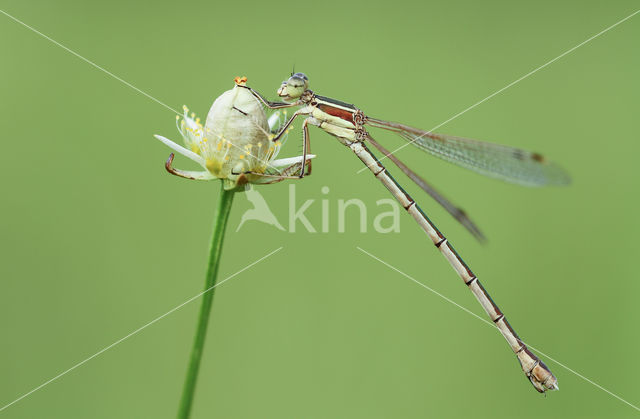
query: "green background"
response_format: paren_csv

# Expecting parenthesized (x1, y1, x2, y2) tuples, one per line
(1, 1, 639, 418)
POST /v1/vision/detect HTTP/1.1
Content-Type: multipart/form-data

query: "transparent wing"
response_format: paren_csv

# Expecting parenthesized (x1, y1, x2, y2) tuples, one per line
(366, 117, 570, 186)
(365, 133, 486, 242)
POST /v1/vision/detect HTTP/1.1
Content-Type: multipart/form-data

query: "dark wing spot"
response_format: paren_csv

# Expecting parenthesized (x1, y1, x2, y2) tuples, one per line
(531, 152, 546, 163)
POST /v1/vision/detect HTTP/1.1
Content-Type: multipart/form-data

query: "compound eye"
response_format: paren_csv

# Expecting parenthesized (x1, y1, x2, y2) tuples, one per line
(288, 74, 309, 90)
(293, 72, 308, 81)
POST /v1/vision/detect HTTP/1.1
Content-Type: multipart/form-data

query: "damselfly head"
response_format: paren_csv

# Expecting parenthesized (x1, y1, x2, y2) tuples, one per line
(277, 72, 309, 101)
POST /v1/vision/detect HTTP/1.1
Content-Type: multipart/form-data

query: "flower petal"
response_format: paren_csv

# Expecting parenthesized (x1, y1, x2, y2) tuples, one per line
(154, 134, 206, 167)
(270, 154, 316, 169)
(168, 168, 216, 181)
(267, 112, 282, 132)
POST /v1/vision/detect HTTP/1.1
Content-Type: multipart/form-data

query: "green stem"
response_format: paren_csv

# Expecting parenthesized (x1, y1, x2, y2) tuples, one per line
(177, 182, 235, 419)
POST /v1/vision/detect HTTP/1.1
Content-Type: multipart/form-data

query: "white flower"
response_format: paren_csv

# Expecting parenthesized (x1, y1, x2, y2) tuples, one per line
(154, 78, 313, 190)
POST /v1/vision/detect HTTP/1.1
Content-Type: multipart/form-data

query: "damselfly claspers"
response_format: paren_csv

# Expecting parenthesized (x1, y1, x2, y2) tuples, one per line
(240, 73, 569, 393)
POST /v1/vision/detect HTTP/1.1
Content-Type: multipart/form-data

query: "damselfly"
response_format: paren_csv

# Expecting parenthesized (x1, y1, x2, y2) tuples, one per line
(240, 73, 569, 393)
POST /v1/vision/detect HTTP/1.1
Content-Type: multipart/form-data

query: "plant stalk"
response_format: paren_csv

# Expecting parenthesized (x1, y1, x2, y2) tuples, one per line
(177, 182, 235, 419)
